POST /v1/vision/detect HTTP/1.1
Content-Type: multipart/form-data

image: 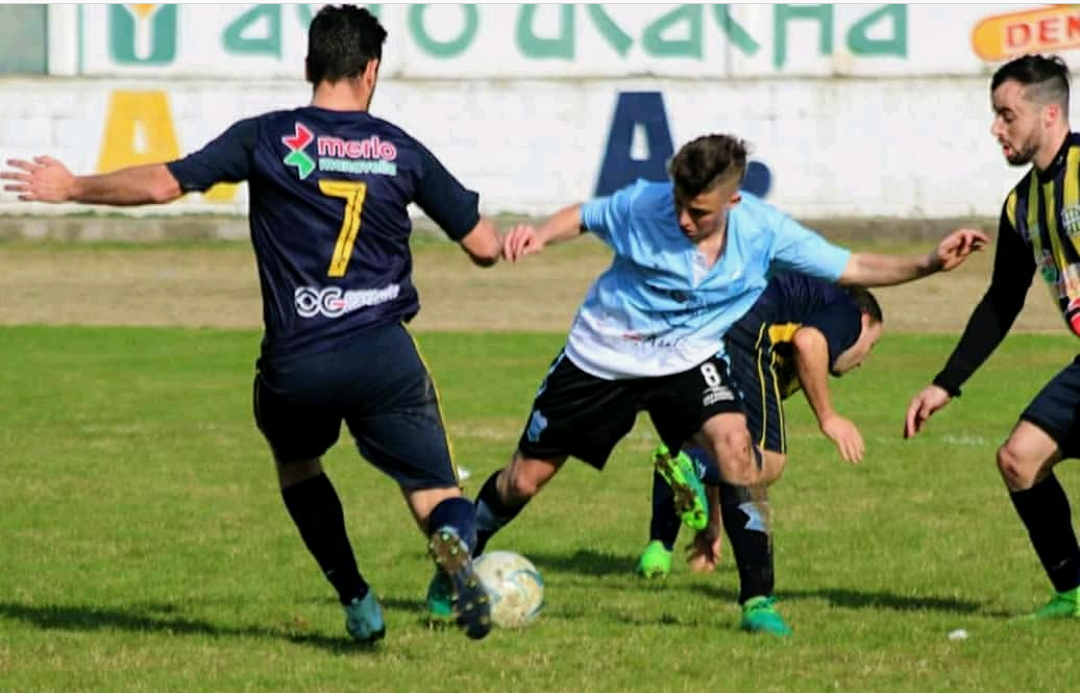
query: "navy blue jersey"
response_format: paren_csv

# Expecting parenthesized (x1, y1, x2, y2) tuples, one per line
(726, 272, 863, 397)
(166, 107, 480, 360)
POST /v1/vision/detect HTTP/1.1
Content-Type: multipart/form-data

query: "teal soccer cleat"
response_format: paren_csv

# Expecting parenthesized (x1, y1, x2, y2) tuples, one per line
(740, 595, 792, 637)
(653, 445, 709, 532)
(343, 590, 386, 643)
(425, 568, 454, 618)
(428, 527, 492, 640)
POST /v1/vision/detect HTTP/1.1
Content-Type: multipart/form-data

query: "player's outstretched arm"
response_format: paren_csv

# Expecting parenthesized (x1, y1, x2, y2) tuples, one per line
(792, 326, 865, 463)
(839, 228, 989, 287)
(458, 217, 503, 267)
(2, 157, 181, 206)
(502, 204, 584, 263)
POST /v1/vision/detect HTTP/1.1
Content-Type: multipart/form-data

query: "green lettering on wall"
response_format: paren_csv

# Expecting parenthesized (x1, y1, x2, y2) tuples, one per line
(409, 4, 478, 58)
(848, 4, 906, 58)
(773, 4, 833, 69)
(222, 4, 282, 58)
(584, 5, 633, 57)
(517, 4, 574, 59)
(109, 4, 177, 66)
(711, 5, 760, 56)
(642, 5, 702, 59)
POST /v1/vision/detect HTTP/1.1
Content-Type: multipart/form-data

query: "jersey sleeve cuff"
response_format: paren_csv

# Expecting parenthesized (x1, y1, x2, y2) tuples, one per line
(932, 373, 962, 398)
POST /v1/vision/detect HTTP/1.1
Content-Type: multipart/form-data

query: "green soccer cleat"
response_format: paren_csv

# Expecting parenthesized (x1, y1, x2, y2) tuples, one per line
(425, 568, 455, 619)
(636, 540, 673, 579)
(1023, 587, 1080, 620)
(343, 590, 386, 644)
(740, 596, 792, 637)
(653, 445, 709, 532)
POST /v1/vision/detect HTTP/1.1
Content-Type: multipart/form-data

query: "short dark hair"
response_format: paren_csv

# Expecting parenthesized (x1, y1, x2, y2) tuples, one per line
(991, 54, 1070, 110)
(846, 286, 883, 324)
(306, 5, 388, 85)
(668, 134, 748, 200)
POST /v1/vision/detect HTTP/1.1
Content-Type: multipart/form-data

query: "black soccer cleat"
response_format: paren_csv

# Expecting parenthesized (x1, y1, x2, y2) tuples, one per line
(428, 526, 492, 640)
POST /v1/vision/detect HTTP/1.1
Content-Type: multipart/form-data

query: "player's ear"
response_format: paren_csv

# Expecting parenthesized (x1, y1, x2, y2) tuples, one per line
(363, 58, 380, 85)
(1046, 102, 1062, 129)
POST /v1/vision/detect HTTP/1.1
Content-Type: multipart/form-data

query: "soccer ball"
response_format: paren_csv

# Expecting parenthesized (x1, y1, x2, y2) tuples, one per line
(473, 550, 544, 629)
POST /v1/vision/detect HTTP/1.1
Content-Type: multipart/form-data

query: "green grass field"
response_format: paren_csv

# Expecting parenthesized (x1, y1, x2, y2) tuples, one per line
(2, 325, 1079, 692)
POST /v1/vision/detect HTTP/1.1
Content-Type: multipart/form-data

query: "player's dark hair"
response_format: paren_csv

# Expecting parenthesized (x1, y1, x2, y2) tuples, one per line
(991, 54, 1070, 111)
(306, 5, 387, 85)
(668, 134, 748, 199)
(846, 286, 883, 324)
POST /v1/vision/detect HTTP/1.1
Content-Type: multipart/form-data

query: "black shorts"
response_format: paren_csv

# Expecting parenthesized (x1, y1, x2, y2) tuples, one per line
(253, 322, 460, 489)
(726, 319, 787, 454)
(1020, 355, 1080, 458)
(517, 350, 745, 469)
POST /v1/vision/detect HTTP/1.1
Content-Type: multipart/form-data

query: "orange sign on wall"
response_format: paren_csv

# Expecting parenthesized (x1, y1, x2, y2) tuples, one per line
(972, 5, 1080, 61)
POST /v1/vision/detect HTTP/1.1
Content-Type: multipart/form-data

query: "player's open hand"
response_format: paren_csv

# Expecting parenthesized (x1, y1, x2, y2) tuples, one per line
(903, 384, 952, 439)
(1, 156, 74, 203)
(820, 413, 865, 463)
(686, 528, 722, 573)
(501, 223, 545, 263)
(929, 228, 989, 273)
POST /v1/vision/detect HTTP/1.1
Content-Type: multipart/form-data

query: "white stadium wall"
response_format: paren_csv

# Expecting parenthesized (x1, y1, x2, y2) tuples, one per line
(3, 3, 1080, 219)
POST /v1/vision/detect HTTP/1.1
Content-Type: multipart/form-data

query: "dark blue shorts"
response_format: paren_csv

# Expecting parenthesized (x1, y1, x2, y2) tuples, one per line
(253, 322, 460, 489)
(725, 318, 787, 454)
(1021, 355, 1080, 458)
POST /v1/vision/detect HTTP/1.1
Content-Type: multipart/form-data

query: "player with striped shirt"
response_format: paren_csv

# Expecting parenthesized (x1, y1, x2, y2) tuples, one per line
(906, 54, 1080, 619)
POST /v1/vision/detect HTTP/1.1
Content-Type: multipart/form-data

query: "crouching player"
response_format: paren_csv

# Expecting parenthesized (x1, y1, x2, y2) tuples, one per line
(640, 272, 883, 636)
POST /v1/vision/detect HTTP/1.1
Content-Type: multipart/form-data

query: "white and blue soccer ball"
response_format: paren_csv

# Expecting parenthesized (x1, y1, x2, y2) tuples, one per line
(473, 550, 544, 629)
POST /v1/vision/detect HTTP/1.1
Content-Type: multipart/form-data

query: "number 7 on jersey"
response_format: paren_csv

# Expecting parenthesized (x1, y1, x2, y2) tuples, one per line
(318, 180, 368, 277)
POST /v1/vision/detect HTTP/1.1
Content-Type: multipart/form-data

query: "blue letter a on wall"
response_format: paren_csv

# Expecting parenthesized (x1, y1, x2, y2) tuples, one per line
(595, 92, 674, 197)
(595, 91, 773, 199)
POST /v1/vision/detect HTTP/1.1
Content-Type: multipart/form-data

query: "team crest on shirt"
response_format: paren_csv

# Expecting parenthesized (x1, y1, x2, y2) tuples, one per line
(1063, 204, 1080, 239)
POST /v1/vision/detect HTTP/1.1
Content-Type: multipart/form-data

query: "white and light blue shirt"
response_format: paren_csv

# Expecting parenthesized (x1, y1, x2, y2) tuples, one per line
(569, 180, 851, 379)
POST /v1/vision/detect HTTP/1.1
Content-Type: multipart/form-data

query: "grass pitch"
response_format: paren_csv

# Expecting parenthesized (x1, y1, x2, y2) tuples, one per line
(2, 325, 1079, 692)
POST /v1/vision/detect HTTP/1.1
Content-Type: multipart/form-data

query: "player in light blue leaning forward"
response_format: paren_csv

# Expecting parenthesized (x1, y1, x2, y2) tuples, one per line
(426, 134, 988, 629)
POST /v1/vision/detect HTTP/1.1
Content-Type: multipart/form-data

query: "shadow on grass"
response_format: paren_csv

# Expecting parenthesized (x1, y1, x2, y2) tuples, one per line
(689, 584, 986, 614)
(524, 548, 637, 577)
(518, 548, 991, 618)
(0, 601, 382, 653)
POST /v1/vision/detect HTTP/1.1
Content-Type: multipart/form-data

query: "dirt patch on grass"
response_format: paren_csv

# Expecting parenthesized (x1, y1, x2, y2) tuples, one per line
(0, 233, 1064, 334)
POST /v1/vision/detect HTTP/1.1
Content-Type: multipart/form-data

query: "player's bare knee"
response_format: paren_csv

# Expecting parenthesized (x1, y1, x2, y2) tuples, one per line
(713, 429, 757, 485)
(996, 443, 1035, 490)
(761, 452, 787, 485)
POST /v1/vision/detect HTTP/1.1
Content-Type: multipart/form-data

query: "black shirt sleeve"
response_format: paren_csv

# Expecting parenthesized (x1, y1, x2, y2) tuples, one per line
(165, 117, 258, 193)
(413, 143, 481, 242)
(933, 205, 1035, 396)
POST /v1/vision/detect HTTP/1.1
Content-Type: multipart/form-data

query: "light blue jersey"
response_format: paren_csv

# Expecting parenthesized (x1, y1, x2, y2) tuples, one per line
(568, 179, 851, 379)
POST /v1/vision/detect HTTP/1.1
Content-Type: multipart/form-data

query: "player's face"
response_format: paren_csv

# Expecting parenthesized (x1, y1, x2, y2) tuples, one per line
(991, 79, 1045, 166)
(830, 317, 883, 377)
(674, 181, 741, 242)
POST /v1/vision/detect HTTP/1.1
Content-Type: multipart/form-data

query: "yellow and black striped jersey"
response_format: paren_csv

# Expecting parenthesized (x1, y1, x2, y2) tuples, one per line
(1004, 132, 1080, 331)
(933, 133, 1080, 396)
